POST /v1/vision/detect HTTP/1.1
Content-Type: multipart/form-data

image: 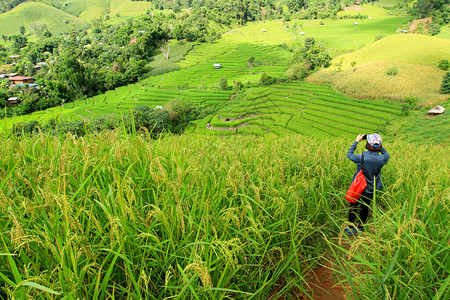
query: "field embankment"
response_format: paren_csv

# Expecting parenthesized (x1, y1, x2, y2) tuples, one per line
(0, 132, 447, 298)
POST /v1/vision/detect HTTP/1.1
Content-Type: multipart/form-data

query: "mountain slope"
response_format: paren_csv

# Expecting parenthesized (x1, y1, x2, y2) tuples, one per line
(0, 2, 87, 36)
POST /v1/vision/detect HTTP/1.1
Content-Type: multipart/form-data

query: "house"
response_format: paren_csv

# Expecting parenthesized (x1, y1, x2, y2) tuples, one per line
(300, 32, 306, 35)
(7, 97, 21, 106)
(9, 55, 20, 60)
(213, 63, 222, 69)
(129, 39, 137, 44)
(5, 73, 19, 78)
(9, 83, 39, 90)
(428, 105, 445, 116)
(261, 29, 267, 32)
(9, 76, 35, 85)
(400, 30, 408, 34)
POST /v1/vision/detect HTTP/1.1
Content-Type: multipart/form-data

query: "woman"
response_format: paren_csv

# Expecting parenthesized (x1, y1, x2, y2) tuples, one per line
(345, 133, 390, 235)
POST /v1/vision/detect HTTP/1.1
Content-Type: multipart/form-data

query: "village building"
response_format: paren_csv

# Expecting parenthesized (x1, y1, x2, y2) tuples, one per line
(213, 63, 222, 69)
(9, 55, 20, 60)
(7, 97, 21, 106)
(9, 83, 39, 90)
(9, 76, 35, 85)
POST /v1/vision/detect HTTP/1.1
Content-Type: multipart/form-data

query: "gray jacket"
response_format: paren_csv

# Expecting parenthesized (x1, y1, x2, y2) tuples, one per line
(347, 141, 390, 193)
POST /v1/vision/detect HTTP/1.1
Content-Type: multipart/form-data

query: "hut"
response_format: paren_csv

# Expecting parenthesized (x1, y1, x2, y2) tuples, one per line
(213, 63, 222, 69)
(300, 32, 306, 35)
(428, 105, 445, 116)
(7, 97, 21, 106)
(261, 29, 267, 32)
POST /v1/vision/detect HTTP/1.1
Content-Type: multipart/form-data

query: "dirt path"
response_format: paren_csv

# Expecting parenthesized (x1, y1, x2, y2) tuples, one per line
(301, 261, 348, 300)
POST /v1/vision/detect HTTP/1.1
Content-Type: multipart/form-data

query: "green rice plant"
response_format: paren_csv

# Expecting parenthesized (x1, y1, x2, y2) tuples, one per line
(1, 131, 447, 298)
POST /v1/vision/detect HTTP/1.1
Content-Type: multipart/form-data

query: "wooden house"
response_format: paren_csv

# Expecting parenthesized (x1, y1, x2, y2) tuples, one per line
(9, 76, 35, 85)
(7, 97, 21, 106)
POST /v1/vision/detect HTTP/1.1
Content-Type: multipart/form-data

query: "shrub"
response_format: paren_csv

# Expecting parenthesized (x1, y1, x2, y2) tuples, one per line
(350, 61, 356, 68)
(260, 73, 274, 85)
(219, 77, 228, 90)
(429, 23, 441, 36)
(440, 72, 450, 94)
(374, 34, 385, 41)
(286, 62, 311, 80)
(386, 66, 399, 76)
(438, 60, 449, 71)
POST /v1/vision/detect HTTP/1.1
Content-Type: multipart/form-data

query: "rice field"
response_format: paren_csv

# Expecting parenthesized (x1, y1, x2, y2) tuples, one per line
(191, 82, 403, 138)
(143, 43, 293, 89)
(308, 61, 449, 107)
(287, 12, 410, 55)
(326, 34, 450, 70)
(0, 85, 232, 128)
(0, 131, 447, 299)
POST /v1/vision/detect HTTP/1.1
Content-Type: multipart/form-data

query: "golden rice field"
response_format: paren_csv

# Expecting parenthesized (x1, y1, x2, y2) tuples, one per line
(326, 34, 450, 70)
(307, 61, 448, 107)
(0, 131, 448, 299)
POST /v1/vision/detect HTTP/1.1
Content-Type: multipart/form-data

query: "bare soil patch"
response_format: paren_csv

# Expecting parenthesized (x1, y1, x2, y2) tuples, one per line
(344, 5, 364, 11)
(408, 17, 432, 33)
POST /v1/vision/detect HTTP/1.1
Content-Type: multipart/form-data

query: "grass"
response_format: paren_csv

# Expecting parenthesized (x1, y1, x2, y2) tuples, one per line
(338, 4, 395, 19)
(147, 42, 193, 76)
(110, 0, 154, 18)
(307, 61, 449, 107)
(0, 2, 87, 36)
(287, 12, 410, 55)
(0, 131, 447, 298)
(325, 34, 450, 70)
(221, 20, 296, 45)
(383, 100, 450, 146)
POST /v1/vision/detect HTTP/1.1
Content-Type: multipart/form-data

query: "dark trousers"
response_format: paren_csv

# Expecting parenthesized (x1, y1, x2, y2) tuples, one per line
(348, 192, 373, 227)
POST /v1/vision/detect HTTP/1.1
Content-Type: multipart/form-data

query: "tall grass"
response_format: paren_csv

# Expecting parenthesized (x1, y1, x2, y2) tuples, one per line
(0, 131, 448, 298)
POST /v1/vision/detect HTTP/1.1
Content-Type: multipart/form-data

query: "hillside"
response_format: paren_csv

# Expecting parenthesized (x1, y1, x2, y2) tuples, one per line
(307, 34, 450, 107)
(0, 1, 86, 36)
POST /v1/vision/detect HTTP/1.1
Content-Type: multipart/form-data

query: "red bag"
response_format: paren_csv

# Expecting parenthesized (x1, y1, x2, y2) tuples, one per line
(345, 154, 367, 203)
(345, 169, 367, 203)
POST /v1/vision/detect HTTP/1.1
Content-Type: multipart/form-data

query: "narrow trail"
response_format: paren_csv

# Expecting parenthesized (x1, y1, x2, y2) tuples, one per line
(301, 261, 348, 300)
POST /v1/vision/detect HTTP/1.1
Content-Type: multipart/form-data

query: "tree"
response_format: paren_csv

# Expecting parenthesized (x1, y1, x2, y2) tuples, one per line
(440, 72, 450, 94)
(19, 25, 25, 36)
(160, 39, 170, 60)
(219, 77, 228, 90)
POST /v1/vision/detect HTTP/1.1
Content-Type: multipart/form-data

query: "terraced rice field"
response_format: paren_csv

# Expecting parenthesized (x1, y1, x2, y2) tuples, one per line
(143, 43, 292, 89)
(191, 82, 403, 137)
(0, 84, 232, 127)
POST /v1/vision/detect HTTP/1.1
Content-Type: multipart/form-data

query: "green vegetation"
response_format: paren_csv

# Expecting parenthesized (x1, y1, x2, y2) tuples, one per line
(0, 2, 87, 36)
(0, 132, 447, 298)
(384, 101, 449, 145)
(0, 85, 232, 129)
(326, 34, 450, 70)
(308, 61, 448, 107)
(288, 14, 410, 55)
(190, 82, 403, 138)
(441, 72, 450, 94)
